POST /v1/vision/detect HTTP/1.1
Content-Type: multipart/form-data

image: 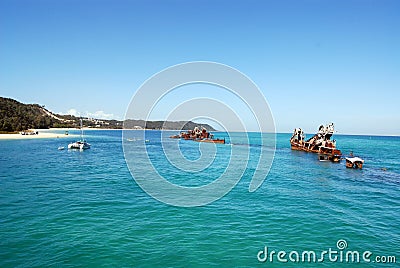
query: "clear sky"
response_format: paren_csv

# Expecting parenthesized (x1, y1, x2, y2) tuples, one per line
(1, 0, 399, 135)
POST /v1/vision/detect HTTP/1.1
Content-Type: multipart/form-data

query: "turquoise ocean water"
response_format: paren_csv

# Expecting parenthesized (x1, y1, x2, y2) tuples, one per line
(0, 130, 399, 267)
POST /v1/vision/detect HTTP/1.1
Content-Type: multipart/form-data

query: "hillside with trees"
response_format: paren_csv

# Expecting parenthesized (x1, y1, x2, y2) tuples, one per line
(0, 97, 216, 132)
(0, 97, 122, 132)
(0, 97, 57, 132)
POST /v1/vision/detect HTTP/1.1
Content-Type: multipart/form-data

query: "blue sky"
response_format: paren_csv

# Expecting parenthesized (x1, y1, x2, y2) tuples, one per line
(0, 0, 399, 135)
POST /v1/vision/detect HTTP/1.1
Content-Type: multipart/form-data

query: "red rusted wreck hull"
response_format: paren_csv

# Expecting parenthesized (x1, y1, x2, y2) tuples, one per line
(290, 124, 342, 163)
(169, 127, 225, 144)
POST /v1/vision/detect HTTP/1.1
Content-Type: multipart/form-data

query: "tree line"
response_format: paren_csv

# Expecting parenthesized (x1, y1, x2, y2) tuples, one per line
(0, 97, 58, 132)
(0, 97, 216, 133)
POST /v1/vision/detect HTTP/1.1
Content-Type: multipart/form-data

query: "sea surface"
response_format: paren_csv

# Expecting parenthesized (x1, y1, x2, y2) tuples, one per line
(0, 130, 399, 267)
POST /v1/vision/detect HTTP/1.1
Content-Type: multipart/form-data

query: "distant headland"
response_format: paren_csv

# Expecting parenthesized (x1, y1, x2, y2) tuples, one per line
(0, 97, 215, 133)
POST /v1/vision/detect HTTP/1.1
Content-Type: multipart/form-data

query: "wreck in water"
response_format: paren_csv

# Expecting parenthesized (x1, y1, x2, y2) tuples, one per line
(170, 127, 225, 144)
(290, 123, 342, 162)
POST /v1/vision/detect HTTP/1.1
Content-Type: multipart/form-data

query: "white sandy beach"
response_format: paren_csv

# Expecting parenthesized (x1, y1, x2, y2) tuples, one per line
(0, 131, 78, 140)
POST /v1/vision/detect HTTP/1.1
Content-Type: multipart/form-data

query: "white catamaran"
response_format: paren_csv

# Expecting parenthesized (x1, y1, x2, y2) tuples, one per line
(68, 119, 91, 150)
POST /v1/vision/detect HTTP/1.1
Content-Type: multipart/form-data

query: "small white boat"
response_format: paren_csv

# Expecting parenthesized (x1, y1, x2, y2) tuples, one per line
(68, 119, 91, 150)
(68, 141, 90, 150)
(345, 157, 364, 169)
(58, 146, 65, 150)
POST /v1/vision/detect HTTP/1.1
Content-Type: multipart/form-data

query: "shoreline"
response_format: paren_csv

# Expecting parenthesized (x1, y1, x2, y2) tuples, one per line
(1, 129, 398, 139)
(0, 131, 78, 140)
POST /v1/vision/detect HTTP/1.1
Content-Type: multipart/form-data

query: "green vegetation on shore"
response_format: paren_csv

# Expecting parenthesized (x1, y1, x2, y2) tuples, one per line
(0, 97, 215, 132)
(0, 97, 58, 132)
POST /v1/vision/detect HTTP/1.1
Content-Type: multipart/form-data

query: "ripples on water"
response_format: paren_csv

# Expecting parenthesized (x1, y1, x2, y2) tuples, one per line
(0, 131, 399, 267)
